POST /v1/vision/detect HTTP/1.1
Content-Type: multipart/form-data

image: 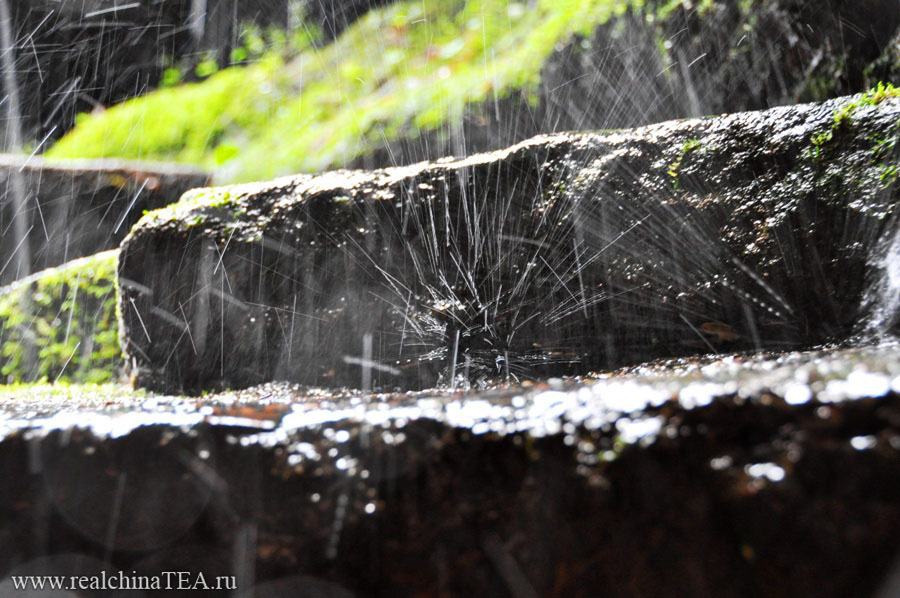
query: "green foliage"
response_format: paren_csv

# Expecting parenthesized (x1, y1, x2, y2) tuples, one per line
(807, 82, 899, 160)
(881, 163, 899, 185)
(195, 57, 220, 78)
(47, 0, 630, 183)
(668, 137, 702, 188)
(0, 251, 121, 384)
(870, 127, 900, 187)
(160, 67, 183, 88)
(655, 0, 716, 20)
(832, 82, 899, 128)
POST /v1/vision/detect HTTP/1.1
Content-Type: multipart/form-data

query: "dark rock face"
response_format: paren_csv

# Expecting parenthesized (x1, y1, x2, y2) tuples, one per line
(3, 0, 289, 147)
(1, 345, 899, 596)
(539, 0, 900, 130)
(0, 156, 208, 285)
(869, 30, 900, 86)
(5, 1, 195, 146)
(119, 95, 899, 394)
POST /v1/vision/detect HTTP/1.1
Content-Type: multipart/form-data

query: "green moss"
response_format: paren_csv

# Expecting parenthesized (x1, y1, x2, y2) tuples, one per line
(0, 250, 121, 384)
(47, 0, 632, 183)
(0, 382, 153, 402)
(668, 137, 702, 188)
(808, 82, 900, 160)
(832, 82, 900, 128)
(870, 127, 900, 188)
(655, 0, 715, 21)
(48, 56, 287, 169)
(137, 187, 244, 231)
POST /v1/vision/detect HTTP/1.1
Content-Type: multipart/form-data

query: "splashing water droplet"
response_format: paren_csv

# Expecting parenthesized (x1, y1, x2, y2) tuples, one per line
(864, 226, 900, 336)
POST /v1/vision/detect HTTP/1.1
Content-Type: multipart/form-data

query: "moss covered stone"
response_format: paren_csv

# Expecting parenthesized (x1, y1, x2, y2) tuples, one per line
(47, 0, 898, 185)
(119, 95, 900, 394)
(44, 0, 647, 183)
(0, 250, 121, 384)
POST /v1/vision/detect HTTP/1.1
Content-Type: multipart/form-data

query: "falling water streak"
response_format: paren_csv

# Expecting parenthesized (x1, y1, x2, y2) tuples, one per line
(680, 313, 718, 354)
(63, 276, 78, 344)
(54, 342, 80, 383)
(482, 533, 539, 598)
(0, 0, 36, 379)
(0, 0, 29, 278)
(742, 301, 763, 350)
(449, 328, 460, 390)
(233, 523, 257, 598)
(865, 225, 900, 335)
(179, 303, 199, 355)
(83, 3, 141, 19)
(18, 125, 57, 171)
(102, 473, 127, 564)
(0, 224, 32, 279)
(361, 333, 373, 393)
(189, 0, 208, 50)
(129, 297, 151, 343)
(112, 179, 149, 234)
(220, 268, 225, 378)
(326, 492, 349, 561)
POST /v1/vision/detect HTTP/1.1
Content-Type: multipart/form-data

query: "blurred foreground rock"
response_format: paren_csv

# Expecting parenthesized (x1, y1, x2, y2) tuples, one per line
(0, 156, 208, 285)
(119, 93, 900, 394)
(1, 345, 899, 596)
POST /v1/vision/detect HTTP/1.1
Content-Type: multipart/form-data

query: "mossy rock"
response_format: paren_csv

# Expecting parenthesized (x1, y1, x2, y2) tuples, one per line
(44, 0, 640, 182)
(46, 0, 899, 183)
(119, 93, 900, 394)
(0, 250, 121, 384)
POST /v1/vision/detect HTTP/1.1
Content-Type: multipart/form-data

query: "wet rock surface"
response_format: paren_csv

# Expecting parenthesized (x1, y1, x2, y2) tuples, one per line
(119, 95, 900, 394)
(0, 156, 208, 285)
(1, 344, 899, 596)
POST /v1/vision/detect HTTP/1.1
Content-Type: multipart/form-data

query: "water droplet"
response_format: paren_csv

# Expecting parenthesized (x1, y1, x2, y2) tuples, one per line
(850, 435, 877, 450)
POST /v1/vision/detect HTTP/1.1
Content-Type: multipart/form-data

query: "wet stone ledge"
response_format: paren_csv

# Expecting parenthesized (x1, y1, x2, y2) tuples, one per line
(118, 93, 900, 394)
(0, 155, 209, 286)
(0, 344, 899, 596)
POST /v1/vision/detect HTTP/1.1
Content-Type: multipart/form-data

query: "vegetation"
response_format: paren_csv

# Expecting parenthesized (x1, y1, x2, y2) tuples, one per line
(668, 137, 702, 188)
(0, 251, 121, 384)
(833, 82, 900, 127)
(0, 382, 148, 402)
(655, 0, 715, 20)
(809, 82, 900, 160)
(47, 0, 635, 183)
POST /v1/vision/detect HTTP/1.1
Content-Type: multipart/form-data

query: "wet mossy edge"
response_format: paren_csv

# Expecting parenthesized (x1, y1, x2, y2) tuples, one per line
(0, 250, 122, 384)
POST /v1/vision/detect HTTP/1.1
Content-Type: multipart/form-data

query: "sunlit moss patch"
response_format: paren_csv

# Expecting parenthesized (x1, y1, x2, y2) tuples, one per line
(47, 0, 633, 183)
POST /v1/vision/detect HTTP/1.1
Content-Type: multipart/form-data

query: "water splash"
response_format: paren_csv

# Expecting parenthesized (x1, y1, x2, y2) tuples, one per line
(863, 223, 900, 336)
